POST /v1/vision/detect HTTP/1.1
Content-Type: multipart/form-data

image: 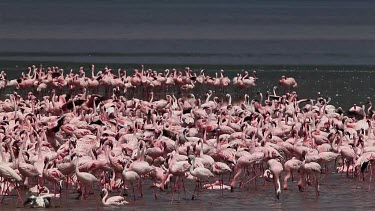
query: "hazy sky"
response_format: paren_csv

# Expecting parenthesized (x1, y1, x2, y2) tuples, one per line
(1, 0, 375, 64)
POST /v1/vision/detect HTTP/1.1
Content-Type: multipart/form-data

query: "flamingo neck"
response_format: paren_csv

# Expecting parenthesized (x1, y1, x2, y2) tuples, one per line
(138, 141, 146, 162)
(8, 142, 16, 167)
(75, 158, 80, 173)
(189, 157, 195, 173)
(0, 142, 5, 162)
(174, 135, 180, 154)
(276, 177, 281, 197)
(102, 189, 108, 204)
(200, 141, 204, 157)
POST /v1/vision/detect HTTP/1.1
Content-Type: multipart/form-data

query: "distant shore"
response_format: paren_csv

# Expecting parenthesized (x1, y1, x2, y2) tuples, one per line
(0, 60, 374, 73)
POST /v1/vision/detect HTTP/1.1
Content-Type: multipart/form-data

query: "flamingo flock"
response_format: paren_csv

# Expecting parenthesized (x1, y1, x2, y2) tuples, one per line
(0, 65, 259, 102)
(0, 65, 374, 208)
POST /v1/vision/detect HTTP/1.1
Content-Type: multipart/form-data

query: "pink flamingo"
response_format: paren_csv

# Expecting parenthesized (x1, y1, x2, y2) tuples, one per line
(188, 155, 214, 200)
(298, 151, 321, 196)
(101, 188, 129, 206)
(278, 75, 297, 91)
(283, 157, 302, 190)
(128, 141, 155, 198)
(264, 159, 283, 199)
(122, 160, 140, 201)
(0, 162, 23, 203)
(74, 157, 100, 199)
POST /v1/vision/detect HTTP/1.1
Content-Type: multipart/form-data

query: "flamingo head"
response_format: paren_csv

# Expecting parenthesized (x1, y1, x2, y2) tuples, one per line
(263, 169, 273, 182)
(301, 150, 307, 160)
(187, 155, 195, 165)
(186, 145, 191, 155)
(278, 75, 286, 83)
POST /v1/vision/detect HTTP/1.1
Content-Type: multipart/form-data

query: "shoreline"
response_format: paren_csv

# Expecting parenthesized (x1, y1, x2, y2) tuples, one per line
(0, 60, 374, 72)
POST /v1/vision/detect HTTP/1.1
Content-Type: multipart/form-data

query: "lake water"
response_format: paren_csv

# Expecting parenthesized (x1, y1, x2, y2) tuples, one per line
(0, 172, 373, 211)
(0, 0, 375, 65)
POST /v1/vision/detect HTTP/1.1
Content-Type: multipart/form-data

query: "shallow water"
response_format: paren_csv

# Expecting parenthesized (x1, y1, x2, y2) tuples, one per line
(1, 172, 374, 211)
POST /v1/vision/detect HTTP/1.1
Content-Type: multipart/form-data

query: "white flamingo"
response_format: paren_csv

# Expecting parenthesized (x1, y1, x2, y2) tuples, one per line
(101, 188, 129, 206)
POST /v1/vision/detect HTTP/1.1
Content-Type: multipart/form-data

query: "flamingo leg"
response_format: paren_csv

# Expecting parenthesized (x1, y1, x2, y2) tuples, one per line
(369, 164, 373, 191)
(273, 180, 277, 199)
(347, 161, 352, 177)
(131, 182, 136, 201)
(15, 183, 24, 205)
(54, 183, 56, 198)
(1, 181, 10, 204)
(65, 176, 69, 202)
(171, 181, 175, 204)
(254, 166, 258, 189)
(191, 182, 198, 200)
(138, 178, 143, 198)
(221, 174, 224, 196)
(175, 176, 181, 200)
(291, 172, 294, 182)
(334, 157, 338, 171)
(84, 186, 87, 200)
(153, 179, 158, 200)
(181, 178, 187, 198)
(340, 158, 344, 176)
(91, 184, 100, 210)
(315, 176, 320, 197)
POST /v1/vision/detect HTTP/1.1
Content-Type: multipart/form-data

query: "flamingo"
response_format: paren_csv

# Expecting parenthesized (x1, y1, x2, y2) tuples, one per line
(0, 161, 23, 203)
(74, 157, 100, 199)
(160, 152, 190, 199)
(203, 180, 231, 190)
(188, 155, 214, 200)
(17, 141, 41, 186)
(264, 159, 284, 199)
(128, 141, 155, 198)
(318, 151, 339, 174)
(2, 64, 375, 208)
(298, 151, 321, 196)
(278, 75, 297, 91)
(283, 157, 302, 190)
(101, 188, 129, 206)
(122, 160, 140, 201)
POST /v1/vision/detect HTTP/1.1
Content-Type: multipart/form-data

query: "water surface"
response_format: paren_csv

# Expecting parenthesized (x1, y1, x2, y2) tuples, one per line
(1, 0, 375, 65)
(0, 173, 373, 211)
